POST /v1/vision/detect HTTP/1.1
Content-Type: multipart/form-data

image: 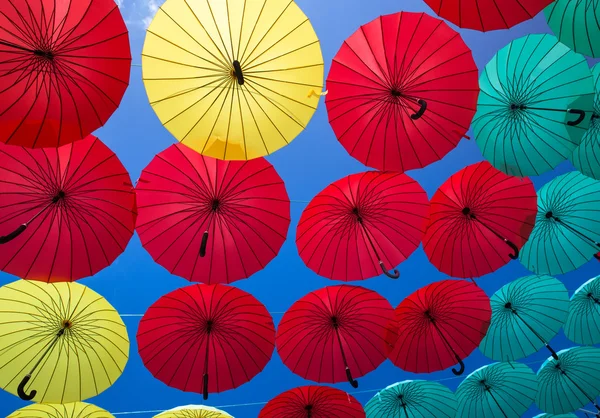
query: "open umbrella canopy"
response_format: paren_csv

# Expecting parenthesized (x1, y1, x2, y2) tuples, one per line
(520, 171, 600, 275)
(0, 279, 129, 403)
(142, 0, 324, 160)
(479, 274, 569, 362)
(135, 143, 290, 284)
(154, 405, 233, 418)
(325, 11, 479, 173)
(545, 0, 600, 58)
(364, 380, 457, 418)
(473, 34, 595, 177)
(564, 275, 600, 346)
(0, 0, 131, 148)
(7, 402, 114, 418)
(456, 362, 538, 418)
(536, 346, 600, 415)
(533, 414, 578, 418)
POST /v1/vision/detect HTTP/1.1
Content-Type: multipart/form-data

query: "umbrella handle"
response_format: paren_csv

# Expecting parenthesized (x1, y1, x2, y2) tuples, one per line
(232, 60, 244, 85)
(504, 239, 519, 259)
(345, 367, 359, 388)
(567, 109, 586, 126)
(451, 355, 465, 376)
(410, 99, 427, 120)
(546, 344, 559, 360)
(379, 261, 399, 279)
(203, 373, 209, 400)
(0, 224, 27, 244)
(17, 374, 36, 401)
(199, 231, 209, 257)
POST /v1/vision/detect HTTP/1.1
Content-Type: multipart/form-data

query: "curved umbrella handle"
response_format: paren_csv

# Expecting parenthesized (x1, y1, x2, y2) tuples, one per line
(546, 344, 559, 360)
(232, 60, 244, 85)
(17, 374, 36, 401)
(379, 261, 399, 279)
(0, 224, 27, 244)
(451, 355, 465, 376)
(199, 231, 209, 257)
(504, 239, 519, 260)
(345, 366, 358, 388)
(203, 373, 209, 400)
(410, 99, 427, 120)
(567, 109, 586, 126)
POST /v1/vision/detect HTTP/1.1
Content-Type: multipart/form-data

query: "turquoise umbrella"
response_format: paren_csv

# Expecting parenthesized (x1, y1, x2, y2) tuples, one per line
(456, 362, 538, 418)
(545, 0, 600, 58)
(533, 414, 578, 418)
(570, 63, 600, 180)
(479, 275, 569, 362)
(564, 275, 600, 345)
(364, 380, 456, 418)
(473, 33, 594, 177)
(520, 171, 600, 275)
(537, 346, 600, 415)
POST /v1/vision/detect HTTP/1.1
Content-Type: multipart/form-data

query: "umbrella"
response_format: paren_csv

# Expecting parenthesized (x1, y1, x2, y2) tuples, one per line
(422, 161, 537, 279)
(534, 415, 578, 418)
(296, 171, 429, 281)
(564, 275, 600, 346)
(387, 279, 491, 375)
(276, 285, 395, 387)
(545, 0, 600, 58)
(7, 402, 114, 417)
(154, 405, 233, 418)
(424, 0, 554, 32)
(135, 143, 290, 284)
(142, 0, 324, 161)
(473, 33, 595, 177)
(364, 380, 457, 418)
(456, 362, 538, 418)
(325, 11, 479, 173)
(536, 346, 600, 415)
(520, 171, 600, 275)
(479, 274, 569, 362)
(258, 386, 365, 418)
(0, 135, 137, 282)
(570, 63, 600, 180)
(0, 279, 129, 403)
(0, 0, 130, 148)
(137, 283, 275, 400)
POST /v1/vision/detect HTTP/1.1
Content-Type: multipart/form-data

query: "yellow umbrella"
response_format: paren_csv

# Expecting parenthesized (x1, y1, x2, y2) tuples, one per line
(142, 0, 325, 161)
(154, 405, 233, 418)
(7, 402, 114, 417)
(0, 280, 129, 403)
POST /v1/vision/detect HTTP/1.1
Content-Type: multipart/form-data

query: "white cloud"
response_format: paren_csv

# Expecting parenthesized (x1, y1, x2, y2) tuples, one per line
(119, 0, 164, 28)
(115, 0, 124, 6)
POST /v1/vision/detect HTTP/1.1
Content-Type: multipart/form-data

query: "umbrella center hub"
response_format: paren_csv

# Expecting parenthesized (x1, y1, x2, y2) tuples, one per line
(331, 316, 339, 328)
(510, 103, 526, 111)
(305, 405, 313, 411)
(424, 309, 434, 322)
(504, 302, 513, 310)
(390, 89, 402, 97)
(205, 319, 214, 333)
(210, 199, 221, 212)
(33, 49, 55, 60)
(52, 190, 66, 203)
(462, 207, 471, 216)
(62, 319, 72, 329)
(351, 207, 363, 222)
(232, 60, 244, 85)
(545, 211, 554, 219)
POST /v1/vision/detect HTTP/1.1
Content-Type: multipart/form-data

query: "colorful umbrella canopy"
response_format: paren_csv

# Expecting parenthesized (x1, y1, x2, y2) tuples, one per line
(0, 135, 137, 282)
(422, 161, 537, 279)
(135, 143, 290, 284)
(456, 362, 538, 418)
(325, 11, 478, 173)
(424, 0, 553, 32)
(536, 346, 600, 415)
(296, 171, 429, 281)
(520, 171, 600, 275)
(258, 386, 365, 418)
(154, 405, 233, 418)
(0, 279, 129, 403)
(545, 0, 600, 58)
(364, 380, 457, 418)
(479, 274, 569, 362)
(387, 280, 491, 375)
(142, 0, 324, 160)
(0, 0, 130, 148)
(570, 63, 600, 180)
(137, 283, 275, 400)
(533, 414, 578, 418)
(564, 275, 600, 346)
(7, 402, 114, 418)
(276, 285, 394, 387)
(473, 33, 595, 177)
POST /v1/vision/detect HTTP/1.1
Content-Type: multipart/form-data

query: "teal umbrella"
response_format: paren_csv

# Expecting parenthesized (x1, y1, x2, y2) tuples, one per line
(364, 380, 456, 418)
(564, 275, 600, 345)
(456, 362, 538, 418)
(520, 171, 600, 275)
(479, 275, 569, 362)
(545, 0, 600, 58)
(472, 33, 594, 177)
(536, 346, 600, 415)
(570, 63, 600, 180)
(533, 414, 578, 418)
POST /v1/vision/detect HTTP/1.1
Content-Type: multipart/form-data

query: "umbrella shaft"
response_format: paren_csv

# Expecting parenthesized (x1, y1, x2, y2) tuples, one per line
(552, 217, 599, 247)
(28, 328, 64, 375)
(561, 368, 596, 405)
(486, 388, 509, 418)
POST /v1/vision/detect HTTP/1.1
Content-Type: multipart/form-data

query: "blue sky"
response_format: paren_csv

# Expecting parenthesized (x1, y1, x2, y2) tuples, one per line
(1, 0, 599, 417)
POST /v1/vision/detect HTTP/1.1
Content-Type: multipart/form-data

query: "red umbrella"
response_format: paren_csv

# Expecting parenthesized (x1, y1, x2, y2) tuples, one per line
(424, 0, 553, 32)
(387, 279, 491, 375)
(0, 135, 136, 282)
(259, 385, 365, 418)
(135, 143, 290, 284)
(325, 11, 479, 173)
(137, 283, 275, 400)
(0, 0, 131, 148)
(296, 171, 429, 281)
(423, 161, 537, 279)
(276, 285, 395, 388)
